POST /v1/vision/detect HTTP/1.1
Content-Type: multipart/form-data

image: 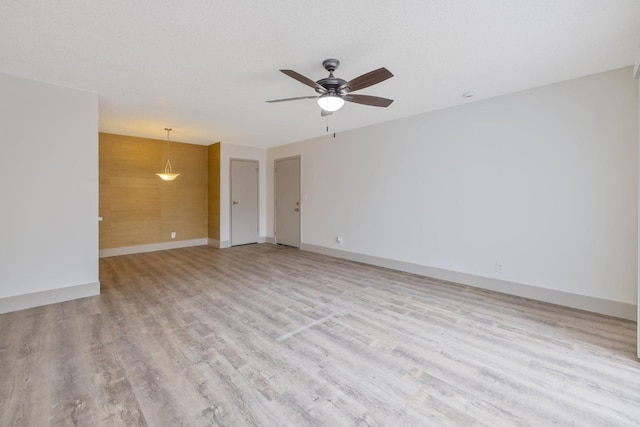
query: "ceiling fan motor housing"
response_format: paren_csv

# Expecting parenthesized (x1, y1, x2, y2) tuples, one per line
(315, 77, 347, 95)
(315, 58, 348, 95)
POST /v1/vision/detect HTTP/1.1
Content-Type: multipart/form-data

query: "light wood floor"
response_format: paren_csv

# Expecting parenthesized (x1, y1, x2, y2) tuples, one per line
(1, 244, 639, 426)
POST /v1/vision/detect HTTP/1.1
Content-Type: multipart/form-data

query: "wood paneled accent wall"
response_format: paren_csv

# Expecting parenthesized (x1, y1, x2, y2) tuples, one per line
(208, 143, 221, 241)
(99, 133, 208, 249)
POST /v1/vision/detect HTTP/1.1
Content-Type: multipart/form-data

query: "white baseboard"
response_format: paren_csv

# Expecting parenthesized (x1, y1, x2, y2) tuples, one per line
(265, 237, 276, 244)
(301, 244, 637, 321)
(0, 281, 100, 314)
(100, 238, 208, 258)
(207, 238, 234, 249)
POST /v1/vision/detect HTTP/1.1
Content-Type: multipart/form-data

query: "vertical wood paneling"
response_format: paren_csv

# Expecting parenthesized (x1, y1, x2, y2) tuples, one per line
(208, 142, 221, 241)
(99, 133, 207, 249)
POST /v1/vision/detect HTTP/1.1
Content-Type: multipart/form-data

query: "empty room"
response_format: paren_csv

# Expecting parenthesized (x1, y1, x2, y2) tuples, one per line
(1, 1, 640, 426)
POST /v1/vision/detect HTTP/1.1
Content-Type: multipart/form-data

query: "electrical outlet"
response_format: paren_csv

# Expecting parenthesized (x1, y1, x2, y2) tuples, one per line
(495, 262, 504, 273)
(171, 232, 176, 239)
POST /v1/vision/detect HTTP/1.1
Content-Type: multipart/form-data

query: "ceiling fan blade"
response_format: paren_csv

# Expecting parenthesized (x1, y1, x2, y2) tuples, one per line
(280, 70, 327, 93)
(266, 96, 319, 103)
(345, 94, 394, 107)
(339, 67, 393, 93)
(321, 109, 333, 117)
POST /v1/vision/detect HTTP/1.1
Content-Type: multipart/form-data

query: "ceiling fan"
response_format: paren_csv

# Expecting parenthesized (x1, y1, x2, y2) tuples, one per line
(266, 59, 394, 116)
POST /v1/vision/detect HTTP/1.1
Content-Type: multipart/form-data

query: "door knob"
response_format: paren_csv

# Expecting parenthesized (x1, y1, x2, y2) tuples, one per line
(294, 208, 300, 212)
(232, 201, 238, 205)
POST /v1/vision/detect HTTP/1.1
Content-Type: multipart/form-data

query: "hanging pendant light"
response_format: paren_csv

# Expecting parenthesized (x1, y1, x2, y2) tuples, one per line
(156, 127, 180, 181)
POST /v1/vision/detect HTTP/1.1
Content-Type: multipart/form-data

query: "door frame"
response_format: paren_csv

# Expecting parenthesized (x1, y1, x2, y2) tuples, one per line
(274, 155, 301, 247)
(230, 158, 259, 246)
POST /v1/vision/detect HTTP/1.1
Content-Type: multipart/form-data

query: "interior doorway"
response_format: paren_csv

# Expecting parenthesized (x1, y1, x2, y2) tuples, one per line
(275, 156, 300, 247)
(230, 159, 259, 246)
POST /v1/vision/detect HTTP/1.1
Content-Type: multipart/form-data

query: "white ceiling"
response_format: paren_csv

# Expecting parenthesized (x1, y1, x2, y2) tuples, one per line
(1, 0, 639, 148)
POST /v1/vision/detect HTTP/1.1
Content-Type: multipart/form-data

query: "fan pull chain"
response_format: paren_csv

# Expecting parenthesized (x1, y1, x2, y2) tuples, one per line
(325, 116, 336, 138)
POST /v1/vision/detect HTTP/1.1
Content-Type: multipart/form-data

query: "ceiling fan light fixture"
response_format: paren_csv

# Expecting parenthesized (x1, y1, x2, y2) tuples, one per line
(317, 94, 345, 112)
(267, 60, 394, 112)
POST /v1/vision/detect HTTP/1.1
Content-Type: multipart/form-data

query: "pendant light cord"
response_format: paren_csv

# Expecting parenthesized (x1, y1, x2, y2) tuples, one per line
(165, 128, 173, 173)
(165, 128, 172, 160)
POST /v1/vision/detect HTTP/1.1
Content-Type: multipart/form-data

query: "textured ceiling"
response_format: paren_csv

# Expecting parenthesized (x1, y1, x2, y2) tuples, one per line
(1, 0, 639, 148)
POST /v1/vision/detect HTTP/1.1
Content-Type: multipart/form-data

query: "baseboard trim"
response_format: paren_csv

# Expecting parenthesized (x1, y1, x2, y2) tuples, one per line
(0, 281, 100, 314)
(265, 237, 276, 244)
(100, 238, 208, 258)
(207, 238, 236, 249)
(301, 244, 637, 321)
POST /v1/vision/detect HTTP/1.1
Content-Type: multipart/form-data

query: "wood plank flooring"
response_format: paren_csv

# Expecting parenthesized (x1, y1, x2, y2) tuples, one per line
(1, 244, 639, 426)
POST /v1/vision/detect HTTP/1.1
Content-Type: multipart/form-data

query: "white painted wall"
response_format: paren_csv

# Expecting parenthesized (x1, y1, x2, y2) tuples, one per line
(0, 73, 99, 305)
(267, 67, 638, 309)
(220, 143, 266, 246)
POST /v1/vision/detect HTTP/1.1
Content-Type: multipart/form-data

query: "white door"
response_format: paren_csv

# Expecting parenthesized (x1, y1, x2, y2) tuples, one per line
(231, 159, 259, 246)
(275, 156, 300, 247)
